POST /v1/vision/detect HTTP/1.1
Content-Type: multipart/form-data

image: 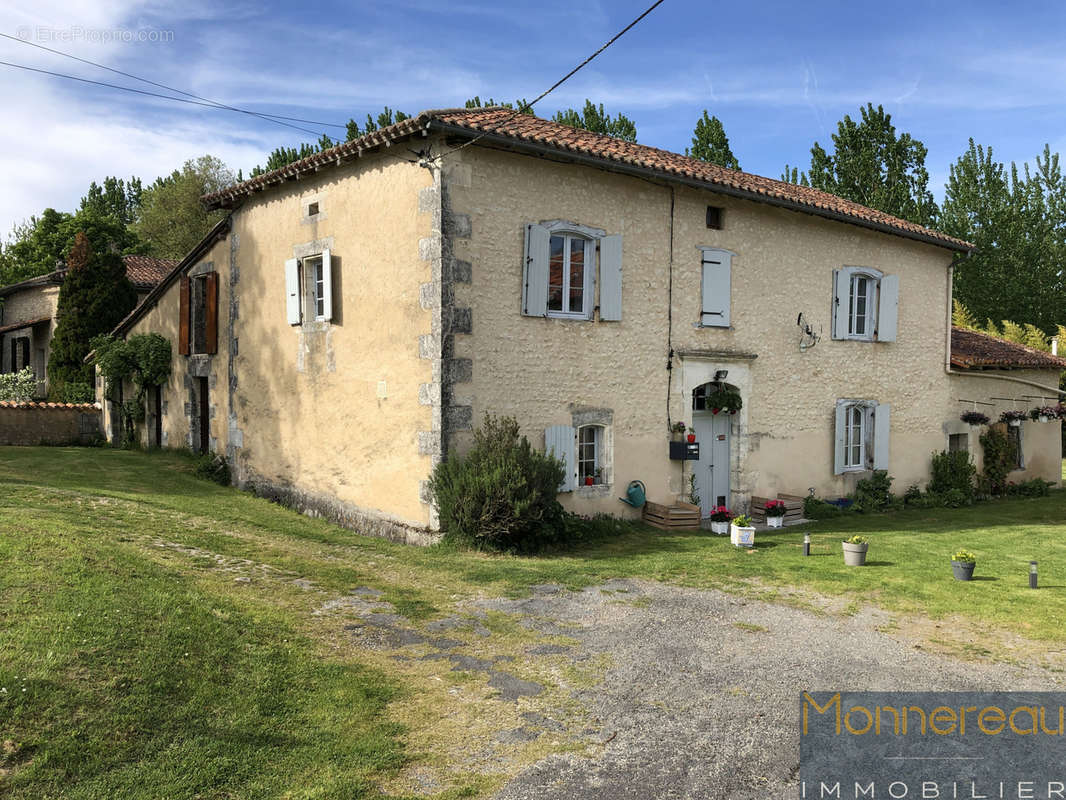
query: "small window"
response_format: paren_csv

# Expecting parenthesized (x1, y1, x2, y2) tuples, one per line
(832, 267, 898, 342)
(285, 251, 333, 324)
(577, 424, 606, 486)
(706, 206, 723, 229)
(307, 201, 320, 216)
(948, 433, 968, 453)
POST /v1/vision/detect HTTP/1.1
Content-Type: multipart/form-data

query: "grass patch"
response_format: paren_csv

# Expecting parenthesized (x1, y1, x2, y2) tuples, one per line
(732, 622, 768, 633)
(3, 447, 1066, 796)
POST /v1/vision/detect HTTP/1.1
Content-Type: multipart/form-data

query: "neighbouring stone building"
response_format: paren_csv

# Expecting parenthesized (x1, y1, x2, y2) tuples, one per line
(0, 255, 175, 397)
(104, 107, 1065, 542)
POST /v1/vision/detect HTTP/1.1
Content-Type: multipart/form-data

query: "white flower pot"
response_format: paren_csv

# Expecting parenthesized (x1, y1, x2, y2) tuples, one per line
(1009, 419, 1022, 427)
(730, 524, 755, 548)
(767, 516, 784, 528)
(1040, 416, 1050, 423)
(710, 520, 729, 535)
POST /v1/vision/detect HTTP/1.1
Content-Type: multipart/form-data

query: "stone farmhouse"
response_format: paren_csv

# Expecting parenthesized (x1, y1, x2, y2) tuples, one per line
(103, 107, 1065, 542)
(1, 255, 175, 397)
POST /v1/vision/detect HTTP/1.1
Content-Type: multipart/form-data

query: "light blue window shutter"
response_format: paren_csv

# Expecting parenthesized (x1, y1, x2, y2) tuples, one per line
(873, 403, 891, 471)
(599, 234, 623, 321)
(877, 274, 899, 342)
(545, 424, 576, 492)
(285, 258, 301, 325)
(831, 269, 850, 340)
(833, 400, 848, 475)
(522, 223, 550, 317)
(319, 248, 333, 321)
(700, 250, 731, 327)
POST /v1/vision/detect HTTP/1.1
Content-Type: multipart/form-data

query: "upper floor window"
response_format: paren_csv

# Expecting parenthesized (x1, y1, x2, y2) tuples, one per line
(178, 271, 219, 356)
(834, 399, 890, 474)
(699, 248, 733, 328)
(285, 250, 333, 325)
(523, 221, 622, 322)
(832, 267, 898, 342)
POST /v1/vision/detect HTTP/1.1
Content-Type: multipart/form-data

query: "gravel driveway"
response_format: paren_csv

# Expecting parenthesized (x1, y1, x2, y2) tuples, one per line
(475, 579, 1064, 800)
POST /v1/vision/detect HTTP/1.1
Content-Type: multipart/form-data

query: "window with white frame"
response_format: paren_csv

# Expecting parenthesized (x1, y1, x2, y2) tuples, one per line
(832, 267, 899, 342)
(523, 221, 623, 322)
(285, 250, 333, 325)
(577, 424, 605, 485)
(834, 399, 890, 474)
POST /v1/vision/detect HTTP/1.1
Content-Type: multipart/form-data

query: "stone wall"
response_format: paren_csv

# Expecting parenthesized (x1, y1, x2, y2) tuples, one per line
(0, 402, 101, 445)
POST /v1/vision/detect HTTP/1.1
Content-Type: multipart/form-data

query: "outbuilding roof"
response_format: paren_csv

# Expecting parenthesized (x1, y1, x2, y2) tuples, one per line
(951, 326, 1066, 370)
(203, 107, 974, 253)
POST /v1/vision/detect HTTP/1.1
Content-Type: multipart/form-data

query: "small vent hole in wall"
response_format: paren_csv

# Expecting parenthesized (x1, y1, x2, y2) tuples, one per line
(307, 201, 319, 216)
(706, 206, 723, 229)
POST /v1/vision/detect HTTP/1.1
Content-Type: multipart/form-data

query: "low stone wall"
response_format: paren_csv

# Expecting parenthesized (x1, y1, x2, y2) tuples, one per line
(0, 402, 102, 446)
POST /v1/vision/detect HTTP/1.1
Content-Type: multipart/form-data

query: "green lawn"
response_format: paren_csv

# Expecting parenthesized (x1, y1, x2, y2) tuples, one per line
(2, 447, 1066, 798)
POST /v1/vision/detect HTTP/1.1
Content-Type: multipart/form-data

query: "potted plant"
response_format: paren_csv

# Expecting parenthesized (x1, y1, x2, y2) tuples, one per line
(687, 432, 697, 443)
(1000, 410, 1027, 427)
(730, 513, 755, 547)
(842, 535, 869, 566)
(1031, 406, 1058, 423)
(951, 549, 976, 581)
(764, 499, 787, 528)
(960, 411, 990, 426)
(706, 385, 743, 416)
(709, 505, 732, 535)
(1056, 403, 1066, 420)
(670, 421, 686, 442)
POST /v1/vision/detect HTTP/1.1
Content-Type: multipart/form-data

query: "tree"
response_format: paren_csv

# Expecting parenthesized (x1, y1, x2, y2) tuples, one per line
(465, 96, 534, 114)
(787, 103, 938, 227)
(686, 111, 739, 169)
(552, 100, 637, 142)
(47, 231, 137, 397)
(0, 207, 142, 286)
(941, 140, 1066, 334)
(134, 155, 235, 259)
(79, 176, 142, 226)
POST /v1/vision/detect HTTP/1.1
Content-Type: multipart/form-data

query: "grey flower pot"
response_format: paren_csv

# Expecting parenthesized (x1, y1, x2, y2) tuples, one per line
(951, 560, 975, 581)
(842, 541, 868, 566)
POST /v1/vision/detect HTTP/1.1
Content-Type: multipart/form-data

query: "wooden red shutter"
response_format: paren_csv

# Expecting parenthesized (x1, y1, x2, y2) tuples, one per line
(205, 272, 219, 355)
(178, 276, 191, 355)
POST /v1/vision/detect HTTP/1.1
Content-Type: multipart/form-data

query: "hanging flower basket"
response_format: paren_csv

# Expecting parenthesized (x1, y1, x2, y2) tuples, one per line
(960, 411, 990, 426)
(706, 386, 742, 415)
(1000, 410, 1027, 427)
(1030, 407, 1058, 423)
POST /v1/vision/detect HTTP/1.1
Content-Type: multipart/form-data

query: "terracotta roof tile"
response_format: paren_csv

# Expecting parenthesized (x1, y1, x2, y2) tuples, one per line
(123, 255, 177, 288)
(0, 401, 99, 409)
(951, 326, 1066, 370)
(0, 315, 51, 335)
(203, 107, 973, 252)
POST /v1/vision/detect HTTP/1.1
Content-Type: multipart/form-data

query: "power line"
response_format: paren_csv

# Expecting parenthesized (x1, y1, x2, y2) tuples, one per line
(0, 32, 348, 132)
(434, 0, 666, 160)
(0, 59, 338, 142)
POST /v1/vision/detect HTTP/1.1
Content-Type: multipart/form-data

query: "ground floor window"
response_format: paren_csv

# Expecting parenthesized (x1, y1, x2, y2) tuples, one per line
(577, 424, 604, 485)
(948, 433, 968, 453)
(834, 399, 890, 474)
(1007, 424, 1023, 470)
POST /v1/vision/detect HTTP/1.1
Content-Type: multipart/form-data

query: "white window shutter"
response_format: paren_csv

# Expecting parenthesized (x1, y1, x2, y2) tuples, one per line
(831, 269, 850, 340)
(285, 258, 301, 325)
(877, 274, 898, 342)
(599, 234, 623, 321)
(522, 223, 550, 317)
(320, 248, 333, 321)
(833, 400, 848, 475)
(873, 403, 891, 471)
(545, 424, 576, 492)
(700, 250, 731, 327)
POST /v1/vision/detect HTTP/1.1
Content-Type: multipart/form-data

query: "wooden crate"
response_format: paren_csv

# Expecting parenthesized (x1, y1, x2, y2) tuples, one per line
(750, 494, 804, 524)
(643, 500, 701, 531)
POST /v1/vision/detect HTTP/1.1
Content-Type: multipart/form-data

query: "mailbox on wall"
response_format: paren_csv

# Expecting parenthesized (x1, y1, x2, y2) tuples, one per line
(669, 441, 700, 461)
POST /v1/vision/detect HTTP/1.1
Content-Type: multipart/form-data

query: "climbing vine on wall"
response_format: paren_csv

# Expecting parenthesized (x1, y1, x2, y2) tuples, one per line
(90, 333, 171, 447)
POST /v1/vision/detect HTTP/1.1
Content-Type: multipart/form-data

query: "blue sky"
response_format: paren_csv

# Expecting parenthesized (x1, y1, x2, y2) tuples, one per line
(2, 0, 1065, 238)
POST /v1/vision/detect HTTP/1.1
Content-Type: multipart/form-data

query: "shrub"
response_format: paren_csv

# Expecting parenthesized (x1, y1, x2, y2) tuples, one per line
(852, 470, 894, 512)
(429, 415, 566, 552)
(906, 492, 945, 509)
(58, 381, 94, 403)
(559, 513, 630, 546)
(0, 366, 37, 402)
(803, 496, 847, 518)
(928, 450, 976, 500)
(194, 453, 231, 485)
(979, 427, 1017, 496)
(939, 488, 973, 508)
(1008, 478, 1053, 498)
(902, 484, 922, 504)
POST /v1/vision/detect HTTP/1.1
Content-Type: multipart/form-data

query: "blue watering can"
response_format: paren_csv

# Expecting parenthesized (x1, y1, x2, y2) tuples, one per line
(619, 480, 646, 508)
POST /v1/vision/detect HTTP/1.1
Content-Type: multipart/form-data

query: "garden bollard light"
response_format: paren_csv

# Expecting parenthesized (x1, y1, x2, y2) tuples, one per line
(1030, 561, 1038, 589)
(803, 532, 810, 557)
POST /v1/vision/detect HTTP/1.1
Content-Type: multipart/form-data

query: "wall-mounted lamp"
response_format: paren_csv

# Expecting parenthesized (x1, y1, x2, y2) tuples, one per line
(714, 369, 728, 382)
